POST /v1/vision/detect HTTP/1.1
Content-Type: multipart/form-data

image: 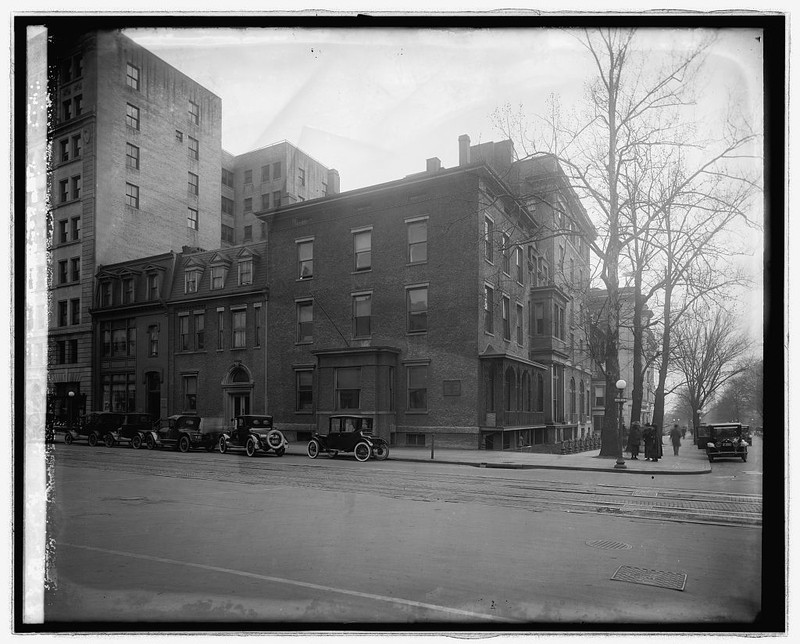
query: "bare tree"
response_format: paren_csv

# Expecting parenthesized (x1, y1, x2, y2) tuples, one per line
(672, 308, 753, 430)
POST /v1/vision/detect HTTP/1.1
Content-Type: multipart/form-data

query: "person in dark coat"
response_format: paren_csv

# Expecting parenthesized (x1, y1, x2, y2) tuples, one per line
(627, 421, 642, 460)
(643, 424, 663, 461)
(669, 424, 682, 455)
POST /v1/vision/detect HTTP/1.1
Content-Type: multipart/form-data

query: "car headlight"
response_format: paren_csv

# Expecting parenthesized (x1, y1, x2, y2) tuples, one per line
(706, 442, 715, 449)
(739, 441, 748, 447)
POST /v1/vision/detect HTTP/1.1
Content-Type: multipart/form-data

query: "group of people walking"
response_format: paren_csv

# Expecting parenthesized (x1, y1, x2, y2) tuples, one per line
(625, 422, 684, 461)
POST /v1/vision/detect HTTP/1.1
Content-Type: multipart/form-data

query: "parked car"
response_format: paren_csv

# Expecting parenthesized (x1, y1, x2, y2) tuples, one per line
(218, 415, 288, 457)
(306, 415, 389, 462)
(64, 412, 125, 446)
(145, 414, 216, 452)
(103, 413, 156, 448)
(705, 423, 750, 462)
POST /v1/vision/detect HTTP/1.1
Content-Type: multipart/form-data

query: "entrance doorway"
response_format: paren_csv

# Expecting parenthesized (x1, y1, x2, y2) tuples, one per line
(230, 392, 250, 418)
(146, 372, 161, 419)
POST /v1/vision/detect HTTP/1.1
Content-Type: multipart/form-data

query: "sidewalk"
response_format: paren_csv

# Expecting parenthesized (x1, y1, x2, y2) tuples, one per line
(284, 441, 711, 475)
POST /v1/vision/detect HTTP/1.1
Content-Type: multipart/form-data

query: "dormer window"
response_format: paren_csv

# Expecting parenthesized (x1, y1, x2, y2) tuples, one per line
(238, 259, 253, 286)
(100, 281, 112, 307)
(185, 268, 201, 294)
(210, 265, 227, 290)
(147, 273, 159, 300)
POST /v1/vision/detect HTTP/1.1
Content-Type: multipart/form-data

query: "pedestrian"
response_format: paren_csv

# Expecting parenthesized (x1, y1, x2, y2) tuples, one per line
(627, 421, 642, 460)
(642, 424, 663, 462)
(669, 424, 682, 456)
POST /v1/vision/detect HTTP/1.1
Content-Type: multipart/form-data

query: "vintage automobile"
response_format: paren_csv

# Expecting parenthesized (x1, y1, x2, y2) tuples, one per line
(103, 413, 156, 448)
(705, 423, 750, 462)
(145, 414, 216, 452)
(63, 412, 125, 446)
(306, 415, 389, 462)
(218, 415, 288, 457)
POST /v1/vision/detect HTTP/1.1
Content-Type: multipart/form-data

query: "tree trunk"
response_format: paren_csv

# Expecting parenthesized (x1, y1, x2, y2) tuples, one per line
(630, 272, 644, 424)
(652, 265, 672, 431)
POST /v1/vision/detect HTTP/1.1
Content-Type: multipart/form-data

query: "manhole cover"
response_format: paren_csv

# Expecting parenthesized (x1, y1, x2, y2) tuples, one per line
(586, 539, 631, 550)
(611, 565, 687, 591)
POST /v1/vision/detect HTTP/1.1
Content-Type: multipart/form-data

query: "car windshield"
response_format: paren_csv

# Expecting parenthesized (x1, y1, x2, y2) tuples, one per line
(713, 427, 741, 439)
(182, 418, 197, 428)
(329, 417, 372, 433)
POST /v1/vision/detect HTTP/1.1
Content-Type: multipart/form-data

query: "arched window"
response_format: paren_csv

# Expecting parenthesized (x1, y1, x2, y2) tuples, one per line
(570, 377, 576, 415)
(484, 363, 495, 413)
(579, 379, 585, 418)
(536, 372, 545, 412)
(231, 367, 249, 383)
(505, 367, 515, 411)
(522, 371, 531, 411)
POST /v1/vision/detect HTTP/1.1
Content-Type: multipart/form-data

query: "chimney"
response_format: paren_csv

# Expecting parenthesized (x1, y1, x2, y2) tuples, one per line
(458, 134, 471, 165)
(326, 168, 340, 195)
(426, 157, 441, 173)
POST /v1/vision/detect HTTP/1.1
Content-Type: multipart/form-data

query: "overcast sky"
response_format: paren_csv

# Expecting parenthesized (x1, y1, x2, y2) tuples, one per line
(124, 26, 764, 342)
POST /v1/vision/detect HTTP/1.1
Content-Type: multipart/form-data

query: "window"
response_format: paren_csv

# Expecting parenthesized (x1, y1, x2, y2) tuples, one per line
(58, 220, 68, 243)
(297, 240, 313, 279)
(273, 191, 282, 208)
(179, 315, 190, 351)
(407, 364, 428, 411)
(59, 180, 68, 203)
(407, 219, 428, 263)
(147, 274, 159, 300)
(297, 300, 313, 343)
(185, 269, 200, 294)
(579, 380, 585, 418)
(217, 310, 225, 349)
(221, 225, 234, 244)
(188, 172, 199, 197)
(244, 169, 253, 185)
(126, 103, 140, 129)
(71, 258, 80, 282)
(594, 386, 605, 407)
(187, 207, 198, 230)
(238, 259, 253, 285)
(60, 139, 69, 162)
(534, 302, 544, 335)
(502, 233, 511, 274)
(299, 167, 306, 186)
(72, 134, 81, 158)
(62, 99, 73, 121)
(58, 301, 67, 327)
(188, 136, 199, 160)
(254, 304, 262, 347)
(554, 303, 565, 340)
(222, 168, 234, 188)
(71, 176, 81, 200)
(125, 183, 139, 209)
(516, 247, 524, 283)
(188, 100, 200, 125)
(273, 161, 282, 179)
(232, 310, 246, 348)
(126, 63, 140, 90)
(210, 265, 226, 290)
(71, 216, 81, 240)
(407, 285, 428, 333)
(56, 340, 66, 365)
(243, 226, 252, 242)
(516, 303, 524, 345)
(261, 194, 270, 211)
(502, 296, 511, 340)
(353, 229, 371, 271)
(70, 299, 80, 325)
(353, 293, 372, 337)
(484, 285, 494, 333)
(336, 367, 360, 410)
(175, 130, 183, 143)
(261, 165, 270, 182)
(101, 373, 137, 413)
(126, 143, 140, 169)
(58, 260, 68, 284)
(244, 197, 252, 212)
(100, 282, 112, 307)
(296, 370, 313, 411)
(73, 95, 82, 117)
(221, 196, 234, 215)
(537, 373, 545, 411)
(148, 325, 159, 356)
(484, 217, 494, 262)
(183, 375, 197, 411)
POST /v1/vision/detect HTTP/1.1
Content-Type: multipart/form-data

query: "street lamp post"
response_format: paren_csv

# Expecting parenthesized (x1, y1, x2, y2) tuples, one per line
(614, 379, 627, 470)
(67, 390, 75, 428)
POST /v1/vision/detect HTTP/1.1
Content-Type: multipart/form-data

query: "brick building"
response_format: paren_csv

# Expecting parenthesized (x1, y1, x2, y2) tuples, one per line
(48, 29, 223, 418)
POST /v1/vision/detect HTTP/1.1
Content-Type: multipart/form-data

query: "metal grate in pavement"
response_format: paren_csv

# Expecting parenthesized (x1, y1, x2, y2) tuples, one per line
(611, 565, 687, 591)
(585, 539, 631, 550)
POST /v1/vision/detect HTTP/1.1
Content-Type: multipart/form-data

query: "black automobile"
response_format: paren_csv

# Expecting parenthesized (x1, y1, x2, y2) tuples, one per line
(307, 415, 389, 462)
(705, 423, 750, 462)
(64, 412, 125, 446)
(219, 415, 288, 457)
(103, 413, 156, 448)
(145, 414, 216, 452)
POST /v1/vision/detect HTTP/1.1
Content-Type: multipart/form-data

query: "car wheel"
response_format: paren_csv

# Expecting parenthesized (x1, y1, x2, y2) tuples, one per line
(219, 437, 228, 454)
(104, 433, 115, 448)
(275, 447, 286, 457)
(88, 432, 98, 447)
(131, 434, 142, 449)
(354, 441, 371, 462)
(307, 439, 320, 459)
(178, 435, 191, 453)
(741, 454, 747, 462)
(145, 434, 156, 450)
(246, 437, 258, 457)
(266, 429, 284, 450)
(708, 454, 714, 462)
(373, 442, 389, 460)
(64, 432, 73, 445)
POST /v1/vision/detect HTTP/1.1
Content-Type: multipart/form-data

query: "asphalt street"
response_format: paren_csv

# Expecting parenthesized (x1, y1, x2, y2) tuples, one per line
(39, 439, 764, 628)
